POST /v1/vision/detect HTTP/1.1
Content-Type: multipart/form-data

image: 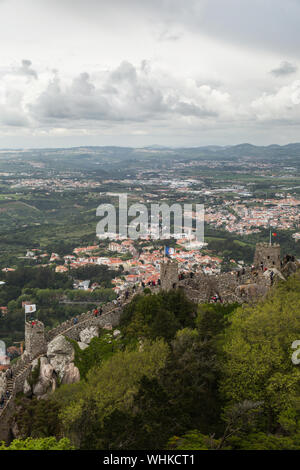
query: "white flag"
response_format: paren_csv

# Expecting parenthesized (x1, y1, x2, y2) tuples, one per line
(25, 304, 36, 314)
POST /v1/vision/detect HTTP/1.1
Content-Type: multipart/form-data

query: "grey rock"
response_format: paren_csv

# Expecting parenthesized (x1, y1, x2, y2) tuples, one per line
(47, 335, 75, 379)
(32, 357, 54, 397)
(79, 326, 98, 344)
(23, 378, 32, 397)
(61, 363, 80, 385)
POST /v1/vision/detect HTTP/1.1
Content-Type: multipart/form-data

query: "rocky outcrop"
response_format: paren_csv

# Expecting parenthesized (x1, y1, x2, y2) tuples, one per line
(235, 283, 268, 300)
(23, 378, 32, 397)
(22, 337, 81, 397)
(47, 335, 74, 380)
(32, 357, 55, 397)
(77, 342, 89, 350)
(23, 350, 80, 397)
(281, 261, 298, 278)
(61, 363, 80, 385)
(79, 326, 99, 345)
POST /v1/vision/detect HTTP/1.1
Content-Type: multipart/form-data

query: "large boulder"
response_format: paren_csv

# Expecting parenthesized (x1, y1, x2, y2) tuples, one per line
(263, 267, 285, 281)
(280, 261, 297, 278)
(11, 412, 23, 439)
(79, 326, 99, 345)
(32, 357, 54, 397)
(236, 283, 268, 300)
(61, 363, 80, 385)
(47, 335, 75, 379)
(23, 378, 32, 397)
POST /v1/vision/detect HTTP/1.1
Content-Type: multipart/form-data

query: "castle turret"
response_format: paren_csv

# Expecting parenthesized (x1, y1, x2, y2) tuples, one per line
(253, 242, 281, 270)
(160, 259, 178, 291)
(25, 321, 46, 358)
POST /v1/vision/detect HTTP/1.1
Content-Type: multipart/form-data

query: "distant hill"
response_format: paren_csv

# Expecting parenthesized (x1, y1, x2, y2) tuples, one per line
(1, 143, 300, 174)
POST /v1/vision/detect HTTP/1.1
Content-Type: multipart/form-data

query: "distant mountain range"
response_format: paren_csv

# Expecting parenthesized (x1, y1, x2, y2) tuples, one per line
(2, 143, 300, 164)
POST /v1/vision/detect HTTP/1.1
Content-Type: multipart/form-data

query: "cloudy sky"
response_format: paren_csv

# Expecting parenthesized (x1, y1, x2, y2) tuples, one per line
(1, 0, 300, 148)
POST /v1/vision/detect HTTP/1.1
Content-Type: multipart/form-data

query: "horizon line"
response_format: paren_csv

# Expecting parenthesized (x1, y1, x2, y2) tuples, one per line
(1, 142, 300, 151)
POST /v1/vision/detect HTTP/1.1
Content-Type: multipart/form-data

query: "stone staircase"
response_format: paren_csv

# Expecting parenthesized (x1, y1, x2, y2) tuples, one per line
(0, 356, 37, 418)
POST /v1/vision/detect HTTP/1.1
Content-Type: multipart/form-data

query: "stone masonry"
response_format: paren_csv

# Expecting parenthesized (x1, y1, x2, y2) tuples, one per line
(24, 321, 47, 359)
(160, 259, 179, 290)
(253, 242, 281, 269)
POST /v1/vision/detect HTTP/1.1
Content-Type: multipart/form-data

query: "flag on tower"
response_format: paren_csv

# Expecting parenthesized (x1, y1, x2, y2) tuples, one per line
(165, 246, 175, 256)
(24, 304, 36, 314)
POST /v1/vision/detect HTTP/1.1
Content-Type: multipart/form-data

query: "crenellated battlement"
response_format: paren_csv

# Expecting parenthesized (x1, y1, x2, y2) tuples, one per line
(253, 242, 281, 269)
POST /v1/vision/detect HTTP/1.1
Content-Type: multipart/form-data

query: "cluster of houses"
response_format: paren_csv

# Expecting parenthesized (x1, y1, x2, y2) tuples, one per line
(52, 238, 223, 294)
(206, 195, 300, 235)
(0, 238, 224, 307)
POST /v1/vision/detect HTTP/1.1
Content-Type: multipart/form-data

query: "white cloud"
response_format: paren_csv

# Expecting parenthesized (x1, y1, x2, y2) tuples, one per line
(1, 57, 300, 143)
(251, 80, 300, 121)
(24, 61, 235, 128)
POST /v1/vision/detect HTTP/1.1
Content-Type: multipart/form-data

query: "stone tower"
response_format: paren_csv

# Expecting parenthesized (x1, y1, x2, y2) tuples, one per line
(25, 321, 47, 358)
(253, 242, 281, 269)
(160, 259, 178, 291)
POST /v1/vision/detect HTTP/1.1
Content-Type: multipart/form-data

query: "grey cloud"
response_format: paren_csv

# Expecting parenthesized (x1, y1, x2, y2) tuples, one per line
(173, 101, 217, 118)
(31, 74, 109, 120)
(110, 61, 138, 83)
(271, 61, 298, 77)
(0, 107, 29, 127)
(18, 59, 38, 79)
(157, 26, 183, 42)
(29, 62, 222, 125)
(159, 32, 182, 42)
(48, 0, 300, 56)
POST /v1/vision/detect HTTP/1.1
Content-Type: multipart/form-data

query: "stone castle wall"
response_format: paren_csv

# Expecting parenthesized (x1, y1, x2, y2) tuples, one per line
(50, 307, 122, 342)
(181, 271, 244, 304)
(45, 301, 123, 342)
